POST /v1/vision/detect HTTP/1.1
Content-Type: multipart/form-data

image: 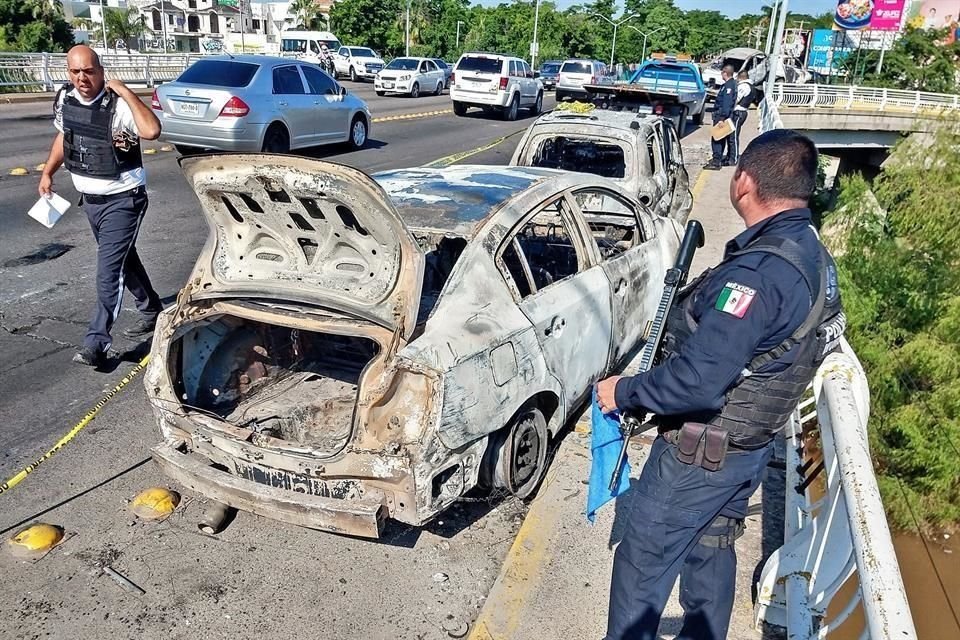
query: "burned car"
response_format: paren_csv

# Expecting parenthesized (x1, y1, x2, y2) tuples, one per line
(145, 156, 681, 538)
(511, 109, 693, 225)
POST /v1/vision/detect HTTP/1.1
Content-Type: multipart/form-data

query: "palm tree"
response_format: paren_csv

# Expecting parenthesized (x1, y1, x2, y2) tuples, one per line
(26, 0, 64, 20)
(288, 0, 324, 30)
(104, 7, 146, 51)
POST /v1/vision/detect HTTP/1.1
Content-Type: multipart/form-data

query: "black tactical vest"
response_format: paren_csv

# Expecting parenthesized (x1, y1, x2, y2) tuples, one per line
(737, 82, 754, 109)
(55, 84, 142, 180)
(660, 235, 846, 449)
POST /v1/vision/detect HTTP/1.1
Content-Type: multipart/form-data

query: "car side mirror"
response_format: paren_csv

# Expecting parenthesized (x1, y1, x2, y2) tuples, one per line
(339, 85, 347, 98)
(534, 71, 541, 78)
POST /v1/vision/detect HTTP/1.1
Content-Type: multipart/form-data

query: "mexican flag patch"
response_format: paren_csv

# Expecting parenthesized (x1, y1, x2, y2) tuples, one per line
(715, 282, 756, 318)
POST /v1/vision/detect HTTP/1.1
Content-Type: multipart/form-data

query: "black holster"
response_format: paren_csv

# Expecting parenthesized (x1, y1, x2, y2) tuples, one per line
(674, 422, 729, 471)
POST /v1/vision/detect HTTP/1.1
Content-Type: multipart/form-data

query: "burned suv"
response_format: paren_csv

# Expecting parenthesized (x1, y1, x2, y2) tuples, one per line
(145, 155, 680, 537)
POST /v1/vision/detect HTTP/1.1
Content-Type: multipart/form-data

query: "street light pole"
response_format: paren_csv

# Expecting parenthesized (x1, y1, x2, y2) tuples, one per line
(405, 0, 410, 56)
(765, 0, 780, 55)
(100, 0, 109, 53)
(627, 25, 665, 62)
(456, 20, 464, 48)
(531, 0, 541, 69)
(592, 13, 638, 68)
(765, 0, 789, 99)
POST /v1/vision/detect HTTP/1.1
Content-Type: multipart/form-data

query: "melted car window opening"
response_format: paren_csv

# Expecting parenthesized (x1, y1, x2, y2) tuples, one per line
(530, 137, 626, 180)
(501, 203, 583, 299)
(413, 234, 467, 334)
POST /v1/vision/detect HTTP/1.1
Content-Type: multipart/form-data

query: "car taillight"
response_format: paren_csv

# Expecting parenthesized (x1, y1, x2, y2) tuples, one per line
(450, 72, 455, 84)
(499, 76, 508, 90)
(151, 90, 162, 111)
(219, 96, 250, 117)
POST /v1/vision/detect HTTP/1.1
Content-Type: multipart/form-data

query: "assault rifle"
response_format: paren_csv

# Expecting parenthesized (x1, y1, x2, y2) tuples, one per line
(608, 219, 705, 491)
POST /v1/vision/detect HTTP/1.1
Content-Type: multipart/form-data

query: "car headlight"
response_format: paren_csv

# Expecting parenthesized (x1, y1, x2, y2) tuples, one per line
(399, 74, 411, 81)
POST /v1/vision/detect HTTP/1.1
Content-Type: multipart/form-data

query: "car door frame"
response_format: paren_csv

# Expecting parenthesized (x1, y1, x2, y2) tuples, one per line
(422, 59, 441, 92)
(271, 63, 312, 148)
(661, 119, 692, 223)
(300, 63, 346, 144)
(565, 187, 663, 367)
(494, 190, 615, 413)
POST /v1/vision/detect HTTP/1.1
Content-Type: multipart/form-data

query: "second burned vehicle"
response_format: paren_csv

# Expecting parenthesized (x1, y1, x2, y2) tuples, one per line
(145, 156, 681, 537)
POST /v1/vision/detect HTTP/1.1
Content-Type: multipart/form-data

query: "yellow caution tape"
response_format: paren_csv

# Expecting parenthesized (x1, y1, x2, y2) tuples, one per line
(0, 355, 151, 496)
(555, 101, 596, 114)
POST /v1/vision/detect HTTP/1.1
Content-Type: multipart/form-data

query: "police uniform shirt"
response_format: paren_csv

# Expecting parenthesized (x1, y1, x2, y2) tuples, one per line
(714, 77, 738, 121)
(614, 208, 821, 417)
(54, 87, 146, 196)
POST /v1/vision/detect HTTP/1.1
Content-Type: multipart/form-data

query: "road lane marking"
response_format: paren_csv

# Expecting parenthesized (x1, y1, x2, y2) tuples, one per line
(425, 129, 525, 168)
(373, 109, 452, 123)
(691, 166, 711, 201)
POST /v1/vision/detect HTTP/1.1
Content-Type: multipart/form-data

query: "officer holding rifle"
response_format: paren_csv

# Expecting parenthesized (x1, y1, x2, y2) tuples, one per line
(596, 129, 846, 640)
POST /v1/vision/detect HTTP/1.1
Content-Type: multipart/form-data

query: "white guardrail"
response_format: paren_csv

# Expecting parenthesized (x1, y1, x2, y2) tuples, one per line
(769, 81, 960, 114)
(0, 52, 203, 92)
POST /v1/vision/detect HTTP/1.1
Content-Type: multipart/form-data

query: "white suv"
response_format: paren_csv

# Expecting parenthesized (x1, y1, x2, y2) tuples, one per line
(450, 53, 543, 121)
(555, 59, 612, 102)
(334, 46, 385, 82)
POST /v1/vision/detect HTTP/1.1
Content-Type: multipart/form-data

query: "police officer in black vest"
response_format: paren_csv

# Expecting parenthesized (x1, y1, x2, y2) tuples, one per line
(705, 65, 737, 171)
(597, 130, 845, 640)
(39, 45, 163, 368)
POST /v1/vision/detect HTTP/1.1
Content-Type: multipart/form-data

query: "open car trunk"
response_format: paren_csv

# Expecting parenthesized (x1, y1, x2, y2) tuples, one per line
(173, 312, 381, 457)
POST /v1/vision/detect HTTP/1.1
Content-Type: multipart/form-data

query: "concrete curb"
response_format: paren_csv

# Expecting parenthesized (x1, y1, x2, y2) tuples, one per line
(0, 88, 155, 106)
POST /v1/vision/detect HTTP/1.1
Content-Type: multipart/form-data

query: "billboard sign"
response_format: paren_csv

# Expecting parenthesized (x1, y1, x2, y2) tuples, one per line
(905, 0, 960, 30)
(834, 0, 907, 31)
(808, 29, 855, 75)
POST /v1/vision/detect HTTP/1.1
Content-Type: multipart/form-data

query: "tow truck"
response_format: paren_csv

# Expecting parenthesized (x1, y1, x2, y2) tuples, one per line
(583, 54, 707, 137)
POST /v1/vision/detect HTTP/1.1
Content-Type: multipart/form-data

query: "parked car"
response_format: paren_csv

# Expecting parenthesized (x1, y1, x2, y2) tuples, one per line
(450, 52, 543, 120)
(538, 60, 562, 90)
(152, 56, 372, 154)
(431, 58, 453, 88)
(555, 59, 612, 102)
(511, 109, 692, 223)
(374, 57, 446, 97)
(145, 156, 681, 538)
(279, 30, 342, 65)
(333, 46, 385, 82)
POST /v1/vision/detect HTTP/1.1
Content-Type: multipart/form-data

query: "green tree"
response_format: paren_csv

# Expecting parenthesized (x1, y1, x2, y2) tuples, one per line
(288, 0, 326, 30)
(846, 26, 960, 92)
(823, 126, 960, 533)
(329, 0, 402, 54)
(0, 0, 73, 52)
(103, 7, 145, 50)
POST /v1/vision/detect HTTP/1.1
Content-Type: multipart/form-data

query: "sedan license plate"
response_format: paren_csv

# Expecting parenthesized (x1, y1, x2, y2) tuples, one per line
(383, 82, 394, 89)
(178, 102, 200, 116)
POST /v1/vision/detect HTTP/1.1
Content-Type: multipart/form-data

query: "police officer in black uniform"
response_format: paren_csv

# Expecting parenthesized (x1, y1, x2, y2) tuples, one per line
(596, 129, 846, 640)
(705, 65, 737, 170)
(39, 45, 163, 368)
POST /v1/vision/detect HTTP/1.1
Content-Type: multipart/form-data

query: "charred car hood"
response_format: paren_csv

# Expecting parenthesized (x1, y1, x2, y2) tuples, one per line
(180, 154, 424, 337)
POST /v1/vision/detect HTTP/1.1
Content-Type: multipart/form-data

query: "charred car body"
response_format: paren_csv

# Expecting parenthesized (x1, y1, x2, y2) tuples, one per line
(145, 156, 680, 537)
(511, 109, 693, 225)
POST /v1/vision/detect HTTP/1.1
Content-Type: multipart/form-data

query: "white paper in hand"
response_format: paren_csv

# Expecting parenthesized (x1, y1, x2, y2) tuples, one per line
(28, 193, 71, 229)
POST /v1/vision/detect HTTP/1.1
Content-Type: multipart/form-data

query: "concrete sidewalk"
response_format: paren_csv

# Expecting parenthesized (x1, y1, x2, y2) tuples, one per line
(469, 143, 777, 640)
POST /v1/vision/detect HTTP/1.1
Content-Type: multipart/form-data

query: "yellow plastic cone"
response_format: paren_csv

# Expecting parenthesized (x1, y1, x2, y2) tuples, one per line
(131, 487, 180, 521)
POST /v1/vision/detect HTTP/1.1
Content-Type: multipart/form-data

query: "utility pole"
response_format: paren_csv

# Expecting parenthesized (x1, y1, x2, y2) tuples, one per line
(239, 0, 246, 53)
(160, 0, 169, 53)
(531, 0, 541, 69)
(100, 0, 109, 53)
(592, 13, 638, 68)
(628, 25, 665, 63)
(405, 0, 410, 56)
(765, 0, 780, 54)
(456, 20, 464, 48)
(765, 0, 789, 99)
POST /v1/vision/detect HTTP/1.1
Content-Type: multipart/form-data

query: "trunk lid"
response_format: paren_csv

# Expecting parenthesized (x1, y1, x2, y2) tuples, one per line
(180, 155, 424, 338)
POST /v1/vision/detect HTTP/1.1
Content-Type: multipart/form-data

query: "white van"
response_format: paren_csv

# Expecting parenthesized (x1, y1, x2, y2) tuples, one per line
(280, 31, 342, 64)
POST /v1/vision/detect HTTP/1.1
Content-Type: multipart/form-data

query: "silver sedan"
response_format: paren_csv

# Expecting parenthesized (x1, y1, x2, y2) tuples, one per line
(153, 55, 372, 154)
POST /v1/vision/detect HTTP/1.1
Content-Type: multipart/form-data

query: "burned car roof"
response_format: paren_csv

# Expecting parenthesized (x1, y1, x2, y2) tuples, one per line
(533, 109, 663, 132)
(374, 165, 561, 237)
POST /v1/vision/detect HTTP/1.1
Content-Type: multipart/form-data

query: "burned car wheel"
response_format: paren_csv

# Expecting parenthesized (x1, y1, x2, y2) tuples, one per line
(488, 405, 549, 499)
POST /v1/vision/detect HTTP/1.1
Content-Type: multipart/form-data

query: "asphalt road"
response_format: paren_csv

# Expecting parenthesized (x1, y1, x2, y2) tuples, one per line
(0, 85, 715, 639)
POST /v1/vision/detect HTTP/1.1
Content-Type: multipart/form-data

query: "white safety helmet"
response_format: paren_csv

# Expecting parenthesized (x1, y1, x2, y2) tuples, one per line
(320, 44, 328, 52)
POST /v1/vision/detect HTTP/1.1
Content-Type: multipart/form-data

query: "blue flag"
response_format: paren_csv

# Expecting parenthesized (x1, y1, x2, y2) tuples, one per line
(587, 388, 631, 523)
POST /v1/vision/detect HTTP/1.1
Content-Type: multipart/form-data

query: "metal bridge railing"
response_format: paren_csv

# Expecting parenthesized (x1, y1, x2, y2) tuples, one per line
(0, 52, 205, 92)
(770, 82, 960, 115)
(754, 340, 917, 639)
